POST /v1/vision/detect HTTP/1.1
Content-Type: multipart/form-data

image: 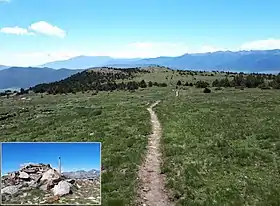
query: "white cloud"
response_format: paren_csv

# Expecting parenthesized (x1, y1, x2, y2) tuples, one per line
(0, 21, 65, 38)
(240, 38, 280, 50)
(0, 26, 34, 35)
(29, 21, 66, 38)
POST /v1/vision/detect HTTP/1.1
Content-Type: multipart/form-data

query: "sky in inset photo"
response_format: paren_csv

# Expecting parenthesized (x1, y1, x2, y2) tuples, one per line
(1, 142, 101, 175)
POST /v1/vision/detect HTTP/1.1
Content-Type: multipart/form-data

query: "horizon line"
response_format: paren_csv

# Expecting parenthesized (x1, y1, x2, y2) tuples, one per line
(2, 48, 280, 67)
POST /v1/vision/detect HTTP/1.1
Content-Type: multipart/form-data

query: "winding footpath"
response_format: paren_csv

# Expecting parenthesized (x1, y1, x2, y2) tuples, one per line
(138, 100, 172, 206)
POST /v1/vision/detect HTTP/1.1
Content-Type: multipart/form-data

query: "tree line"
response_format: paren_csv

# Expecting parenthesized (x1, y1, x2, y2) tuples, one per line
(175, 73, 280, 89)
(212, 74, 280, 89)
(31, 80, 167, 95)
(29, 68, 167, 94)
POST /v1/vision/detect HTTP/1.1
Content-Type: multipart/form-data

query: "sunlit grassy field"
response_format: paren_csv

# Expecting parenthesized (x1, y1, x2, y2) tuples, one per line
(156, 88, 280, 205)
(133, 68, 229, 85)
(0, 87, 168, 205)
(1, 68, 280, 205)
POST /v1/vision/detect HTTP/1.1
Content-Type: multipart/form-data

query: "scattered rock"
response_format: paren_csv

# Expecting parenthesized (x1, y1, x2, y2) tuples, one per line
(52, 181, 72, 196)
(41, 169, 60, 181)
(19, 172, 29, 179)
(1, 163, 101, 205)
(87, 196, 96, 200)
(1, 185, 19, 195)
(34, 174, 42, 183)
(20, 184, 32, 191)
(39, 184, 48, 191)
(28, 180, 39, 188)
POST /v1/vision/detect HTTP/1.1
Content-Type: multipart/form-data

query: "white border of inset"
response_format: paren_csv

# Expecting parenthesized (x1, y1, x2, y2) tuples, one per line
(0, 142, 102, 206)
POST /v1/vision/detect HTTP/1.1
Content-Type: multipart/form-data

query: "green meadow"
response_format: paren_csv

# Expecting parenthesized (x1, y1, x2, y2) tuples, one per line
(1, 68, 280, 205)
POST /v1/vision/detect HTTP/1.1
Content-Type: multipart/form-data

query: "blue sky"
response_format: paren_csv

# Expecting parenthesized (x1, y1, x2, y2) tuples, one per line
(1, 142, 101, 175)
(1, 0, 280, 66)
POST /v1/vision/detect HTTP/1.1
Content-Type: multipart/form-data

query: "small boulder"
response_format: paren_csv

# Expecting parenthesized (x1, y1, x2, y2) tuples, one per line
(19, 171, 29, 179)
(40, 178, 62, 191)
(39, 184, 48, 191)
(28, 180, 39, 188)
(35, 174, 42, 183)
(52, 181, 72, 196)
(29, 174, 41, 182)
(1, 185, 19, 195)
(41, 169, 60, 181)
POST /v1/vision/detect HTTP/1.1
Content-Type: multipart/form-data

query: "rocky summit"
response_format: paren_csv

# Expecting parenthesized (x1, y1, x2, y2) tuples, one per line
(1, 163, 101, 205)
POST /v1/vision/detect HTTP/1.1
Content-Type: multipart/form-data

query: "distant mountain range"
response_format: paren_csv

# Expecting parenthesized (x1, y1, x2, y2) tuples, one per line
(0, 67, 82, 89)
(40, 56, 142, 70)
(1, 49, 280, 89)
(37, 49, 280, 72)
(62, 169, 100, 179)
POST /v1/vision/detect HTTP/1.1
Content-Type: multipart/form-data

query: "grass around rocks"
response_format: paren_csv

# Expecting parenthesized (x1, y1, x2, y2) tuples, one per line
(0, 87, 168, 205)
(2, 179, 101, 205)
(156, 88, 280, 205)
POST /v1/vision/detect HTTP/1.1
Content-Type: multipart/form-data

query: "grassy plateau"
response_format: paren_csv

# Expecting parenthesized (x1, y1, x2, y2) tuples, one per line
(0, 86, 168, 205)
(1, 67, 280, 205)
(157, 88, 280, 205)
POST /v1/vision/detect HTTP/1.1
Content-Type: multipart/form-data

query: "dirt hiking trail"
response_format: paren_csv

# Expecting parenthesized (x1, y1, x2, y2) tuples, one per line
(138, 100, 172, 206)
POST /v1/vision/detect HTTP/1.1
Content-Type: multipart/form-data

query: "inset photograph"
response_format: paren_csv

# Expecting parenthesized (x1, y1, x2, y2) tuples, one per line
(1, 142, 101, 205)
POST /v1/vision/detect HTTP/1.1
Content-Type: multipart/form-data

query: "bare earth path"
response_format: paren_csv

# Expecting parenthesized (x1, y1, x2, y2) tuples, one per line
(138, 100, 172, 206)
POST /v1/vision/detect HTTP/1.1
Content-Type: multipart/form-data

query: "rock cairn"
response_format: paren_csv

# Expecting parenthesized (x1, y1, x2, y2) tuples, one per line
(1, 163, 100, 204)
